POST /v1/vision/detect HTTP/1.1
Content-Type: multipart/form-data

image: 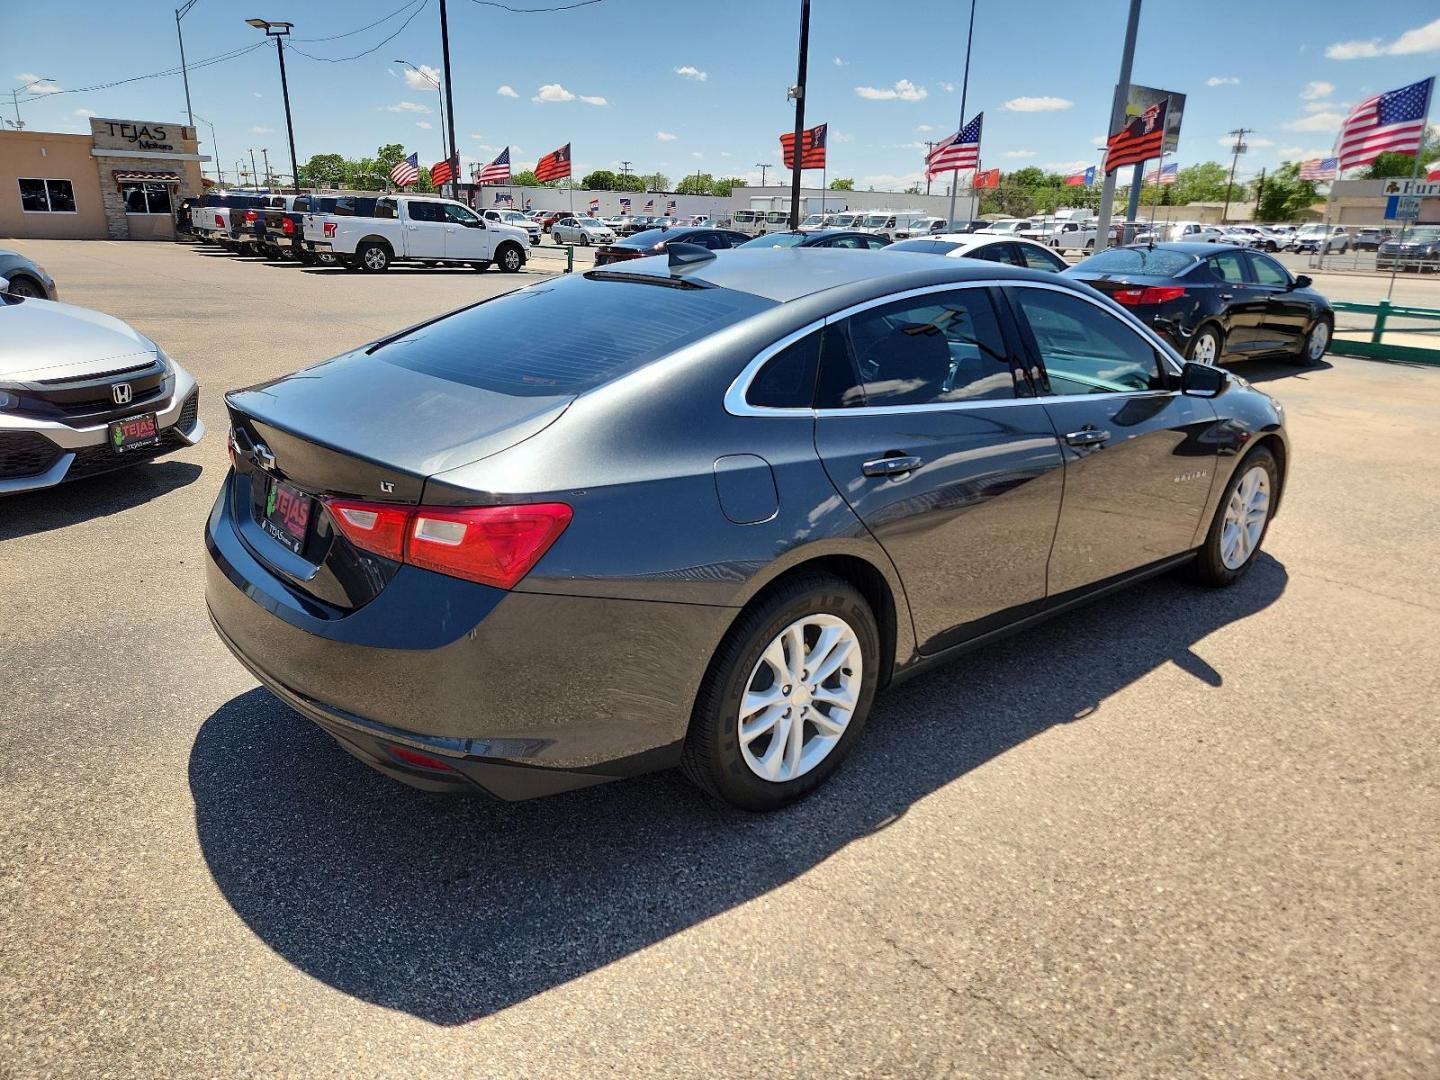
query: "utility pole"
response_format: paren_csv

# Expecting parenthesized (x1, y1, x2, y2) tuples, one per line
(1094, 0, 1143, 252)
(437, 0, 460, 201)
(245, 19, 300, 194)
(1222, 127, 1250, 223)
(756, 163, 773, 187)
(193, 113, 223, 185)
(786, 0, 811, 229)
(1253, 166, 1266, 218)
(176, 0, 200, 127)
(248, 148, 259, 190)
(925, 141, 937, 195)
(947, 0, 977, 225)
(261, 148, 272, 187)
(619, 160, 633, 179)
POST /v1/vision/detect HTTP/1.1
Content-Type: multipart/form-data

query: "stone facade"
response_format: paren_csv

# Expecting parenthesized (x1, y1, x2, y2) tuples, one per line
(89, 118, 206, 240)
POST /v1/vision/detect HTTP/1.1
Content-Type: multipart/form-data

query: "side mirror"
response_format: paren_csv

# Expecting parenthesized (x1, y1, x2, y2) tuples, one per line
(1180, 361, 1228, 398)
(1292, 274, 1312, 290)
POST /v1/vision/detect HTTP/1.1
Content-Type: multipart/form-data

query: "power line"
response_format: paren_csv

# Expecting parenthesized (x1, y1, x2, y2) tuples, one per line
(288, 0, 432, 62)
(466, 0, 606, 11)
(293, 0, 426, 41)
(18, 41, 267, 103)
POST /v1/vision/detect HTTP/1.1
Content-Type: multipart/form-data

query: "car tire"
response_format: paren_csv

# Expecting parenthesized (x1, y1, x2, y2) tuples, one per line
(581, 234, 590, 246)
(471, 261, 491, 272)
(3, 275, 43, 298)
(496, 243, 524, 273)
(1293, 318, 1331, 366)
(1085, 239, 1095, 251)
(357, 242, 390, 272)
(1187, 323, 1224, 365)
(681, 573, 880, 811)
(316, 251, 339, 266)
(1189, 446, 1278, 588)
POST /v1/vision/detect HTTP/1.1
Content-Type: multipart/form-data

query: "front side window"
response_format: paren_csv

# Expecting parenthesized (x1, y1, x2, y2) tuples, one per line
(121, 183, 172, 215)
(968, 241, 1024, 266)
(1011, 287, 1164, 396)
(19, 178, 76, 213)
(1208, 251, 1248, 284)
(444, 204, 478, 225)
(824, 289, 1016, 407)
(1246, 252, 1290, 287)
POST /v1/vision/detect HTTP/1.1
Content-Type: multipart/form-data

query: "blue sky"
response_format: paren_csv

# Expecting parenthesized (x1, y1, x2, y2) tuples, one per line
(7, 1, 1439, 188)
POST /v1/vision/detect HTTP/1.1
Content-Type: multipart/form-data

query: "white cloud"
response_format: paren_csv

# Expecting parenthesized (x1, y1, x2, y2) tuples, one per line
(578, 95, 608, 106)
(1216, 135, 1274, 148)
(1003, 95, 1073, 112)
(674, 65, 707, 81)
(833, 56, 847, 66)
(690, 151, 703, 158)
(252, 92, 263, 99)
(832, 131, 854, 143)
(1302, 100, 1336, 113)
(860, 172, 925, 189)
(1002, 149, 1036, 158)
(416, 121, 432, 129)
(382, 101, 431, 114)
(939, 81, 955, 93)
(1043, 160, 1091, 172)
(916, 123, 935, 132)
(533, 83, 575, 103)
(1279, 145, 1334, 159)
(855, 79, 928, 102)
(496, 85, 519, 98)
(73, 108, 96, 117)
(1301, 80, 1335, 100)
(1327, 17, 1440, 59)
(17, 73, 62, 95)
(719, 150, 731, 157)
(1206, 76, 1240, 87)
(888, 140, 929, 151)
(656, 131, 678, 141)
(401, 64, 441, 92)
(249, 126, 273, 135)
(1285, 111, 1343, 132)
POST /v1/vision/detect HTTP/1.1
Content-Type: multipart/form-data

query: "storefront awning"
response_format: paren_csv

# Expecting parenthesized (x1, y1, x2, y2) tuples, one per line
(112, 170, 181, 183)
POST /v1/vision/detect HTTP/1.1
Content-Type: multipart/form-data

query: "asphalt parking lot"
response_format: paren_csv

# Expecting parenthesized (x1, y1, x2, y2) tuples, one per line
(2, 238, 1439, 1079)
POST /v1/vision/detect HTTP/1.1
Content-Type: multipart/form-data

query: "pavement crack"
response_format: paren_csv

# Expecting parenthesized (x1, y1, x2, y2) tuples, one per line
(1291, 568, 1440, 614)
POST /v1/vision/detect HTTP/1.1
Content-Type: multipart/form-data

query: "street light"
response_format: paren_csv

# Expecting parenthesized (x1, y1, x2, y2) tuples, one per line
(394, 58, 449, 183)
(192, 111, 224, 185)
(10, 77, 53, 130)
(246, 18, 300, 195)
(176, 0, 201, 127)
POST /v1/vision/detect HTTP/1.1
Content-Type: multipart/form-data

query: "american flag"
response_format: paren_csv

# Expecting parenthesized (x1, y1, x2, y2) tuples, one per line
(780, 122, 827, 169)
(1106, 100, 1166, 172)
(1299, 157, 1338, 181)
(389, 152, 419, 187)
(1336, 78, 1434, 170)
(644, 198, 654, 211)
(430, 158, 454, 186)
(589, 197, 600, 213)
(524, 196, 532, 210)
(494, 192, 512, 205)
(1145, 162, 1178, 185)
(477, 147, 511, 185)
(619, 197, 631, 212)
(534, 143, 572, 183)
(666, 198, 677, 214)
(927, 114, 982, 177)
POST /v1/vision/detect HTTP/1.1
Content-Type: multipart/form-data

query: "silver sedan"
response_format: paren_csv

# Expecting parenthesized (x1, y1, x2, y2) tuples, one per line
(550, 217, 616, 246)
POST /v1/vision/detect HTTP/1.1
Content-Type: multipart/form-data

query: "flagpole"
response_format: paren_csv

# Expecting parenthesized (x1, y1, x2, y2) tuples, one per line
(949, 0, 977, 225)
(787, 0, 811, 230)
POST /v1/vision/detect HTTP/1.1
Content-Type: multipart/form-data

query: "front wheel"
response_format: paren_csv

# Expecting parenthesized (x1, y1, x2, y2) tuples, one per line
(681, 574, 879, 811)
(1294, 319, 1330, 365)
(3, 275, 43, 298)
(1190, 447, 1278, 587)
(357, 242, 391, 272)
(1085, 239, 1095, 251)
(496, 244, 524, 273)
(580, 234, 590, 246)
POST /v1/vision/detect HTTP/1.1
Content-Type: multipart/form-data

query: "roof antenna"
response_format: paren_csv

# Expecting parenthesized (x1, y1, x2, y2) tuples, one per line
(667, 242, 716, 270)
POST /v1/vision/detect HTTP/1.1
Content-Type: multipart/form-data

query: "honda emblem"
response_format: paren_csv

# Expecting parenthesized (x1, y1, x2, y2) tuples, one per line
(112, 383, 133, 405)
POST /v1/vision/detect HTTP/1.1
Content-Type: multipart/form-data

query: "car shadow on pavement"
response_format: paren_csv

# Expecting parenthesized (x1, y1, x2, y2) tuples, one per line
(0, 460, 202, 541)
(189, 554, 1287, 1026)
(1222, 357, 1334, 384)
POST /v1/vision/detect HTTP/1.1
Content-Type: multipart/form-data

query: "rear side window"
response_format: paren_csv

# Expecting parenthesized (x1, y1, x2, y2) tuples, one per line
(1208, 251, 1247, 284)
(1019, 244, 1067, 272)
(1246, 252, 1289, 287)
(377, 275, 775, 397)
(967, 242, 1024, 266)
(747, 331, 821, 408)
(823, 289, 1016, 407)
(1010, 287, 1163, 395)
(407, 201, 444, 223)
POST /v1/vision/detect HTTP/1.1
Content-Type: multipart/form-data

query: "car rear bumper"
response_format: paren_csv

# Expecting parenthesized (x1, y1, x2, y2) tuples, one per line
(203, 475, 734, 798)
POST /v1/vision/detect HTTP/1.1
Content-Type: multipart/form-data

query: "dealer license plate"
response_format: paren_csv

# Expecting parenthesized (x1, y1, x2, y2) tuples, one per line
(263, 477, 313, 556)
(108, 412, 159, 454)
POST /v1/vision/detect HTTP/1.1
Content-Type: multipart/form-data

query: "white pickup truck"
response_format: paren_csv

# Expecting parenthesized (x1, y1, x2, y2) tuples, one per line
(305, 194, 530, 273)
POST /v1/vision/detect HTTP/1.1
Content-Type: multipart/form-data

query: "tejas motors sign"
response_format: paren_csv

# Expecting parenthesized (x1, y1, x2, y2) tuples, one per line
(91, 118, 185, 153)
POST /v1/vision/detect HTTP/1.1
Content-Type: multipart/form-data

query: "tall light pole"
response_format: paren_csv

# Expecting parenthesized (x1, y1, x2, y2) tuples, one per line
(756, 163, 773, 187)
(261, 147, 273, 187)
(246, 18, 300, 194)
(176, 0, 201, 127)
(785, 0, 811, 229)
(1093, 0, 1143, 252)
(395, 59, 448, 175)
(435, 0, 460, 201)
(248, 149, 259, 190)
(1221, 128, 1250, 224)
(10, 77, 53, 130)
(192, 111, 223, 184)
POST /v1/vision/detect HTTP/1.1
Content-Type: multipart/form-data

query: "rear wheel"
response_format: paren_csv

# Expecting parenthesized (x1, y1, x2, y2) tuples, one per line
(1190, 447, 1277, 587)
(1085, 239, 1095, 251)
(580, 234, 591, 246)
(357, 242, 391, 272)
(496, 244, 524, 273)
(1187, 323, 1223, 365)
(3, 275, 43, 298)
(681, 573, 879, 811)
(1294, 318, 1330, 365)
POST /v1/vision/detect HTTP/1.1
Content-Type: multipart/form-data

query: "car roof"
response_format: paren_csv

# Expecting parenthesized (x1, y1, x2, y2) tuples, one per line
(1141, 242, 1232, 255)
(622, 247, 1063, 304)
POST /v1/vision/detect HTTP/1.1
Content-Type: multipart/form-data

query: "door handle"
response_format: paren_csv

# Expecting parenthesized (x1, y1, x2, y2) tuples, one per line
(1065, 428, 1111, 448)
(862, 455, 923, 477)
(1218, 293, 1233, 300)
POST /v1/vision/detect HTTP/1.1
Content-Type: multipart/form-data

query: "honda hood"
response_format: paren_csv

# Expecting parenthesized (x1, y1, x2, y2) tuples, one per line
(0, 296, 160, 381)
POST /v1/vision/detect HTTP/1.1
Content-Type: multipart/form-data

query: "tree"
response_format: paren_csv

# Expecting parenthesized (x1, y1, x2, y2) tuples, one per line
(1358, 130, 1440, 178)
(676, 172, 715, 195)
(614, 174, 646, 192)
(1254, 161, 1321, 222)
(298, 153, 347, 187)
(346, 157, 386, 190)
(1006, 166, 1049, 189)
(639, 172, 669, 191)
(582, 169, 618, 190)
(510, 169, 542, 187)
(710, 176, 745, 196)
(829, 177, 855, 190)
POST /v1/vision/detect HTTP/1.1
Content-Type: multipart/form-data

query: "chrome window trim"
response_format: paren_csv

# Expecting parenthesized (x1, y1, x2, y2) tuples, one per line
(725, 277, 1183, 419)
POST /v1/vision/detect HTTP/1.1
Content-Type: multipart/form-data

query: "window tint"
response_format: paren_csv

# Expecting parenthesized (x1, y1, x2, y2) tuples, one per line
(1011, 288, 1163, 396)
(18, 178, 75, 213)
(827, 289, 1015, 407)
(121, 182, 172, 215)
(1078, 247, 1197, 276)
(968, 241, 1024, 266)
(747, 331, 821, 408)
(379, 274, 775, 397)
(889, 238, 961, 255)
(864, 236, 889, 250)
(407, 201, 446, 223)
(444, 204, 478, 225)
(372, 199, 397, 219)
(1019, 243, 1067, 272)
(1208, 252, 1247, 283)
(1246, 252, 1289, 287)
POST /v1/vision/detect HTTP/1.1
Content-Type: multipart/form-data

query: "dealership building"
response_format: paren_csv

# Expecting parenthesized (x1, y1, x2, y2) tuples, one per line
(0, 117, 209, 241)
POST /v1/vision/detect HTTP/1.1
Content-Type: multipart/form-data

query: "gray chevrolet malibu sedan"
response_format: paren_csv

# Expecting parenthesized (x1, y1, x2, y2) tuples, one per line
(206, 247, 1288, 810)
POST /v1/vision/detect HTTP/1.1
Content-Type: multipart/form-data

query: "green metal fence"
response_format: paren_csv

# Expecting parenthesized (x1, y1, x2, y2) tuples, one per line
(524, 243, 575, 274)
(1329, 300, 1440, 366)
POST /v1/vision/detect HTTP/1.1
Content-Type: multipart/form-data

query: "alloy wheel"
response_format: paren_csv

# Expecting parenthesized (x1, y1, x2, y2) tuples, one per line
(737, 614, 862, 783)
(1220, 466, 1270, 570)
(363, 247, 387, 271)
(1307, 321, 1330, 361)
(502, 248, 522, 271)
(1192, 330, 1219, 365)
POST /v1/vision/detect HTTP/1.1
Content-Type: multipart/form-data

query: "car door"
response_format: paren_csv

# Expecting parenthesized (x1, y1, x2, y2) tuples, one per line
(1004, 284, 1218, 595)
(441, 203, 487, 260)
(812, 284, 1066, 654)
(402, 200, 448, 258)
(1245, 250, 1309, 352)
(1199, 249, 1265, 354)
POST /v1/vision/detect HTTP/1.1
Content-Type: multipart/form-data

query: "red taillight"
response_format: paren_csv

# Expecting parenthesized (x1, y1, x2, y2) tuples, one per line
(1111, 285, 1186, 306)
(323, 499, 572, 590)
(214, 213, 224, 226)
(282, 217, 295, 234)
(388, 745, 455, 771)
(244, 209, 258, 224)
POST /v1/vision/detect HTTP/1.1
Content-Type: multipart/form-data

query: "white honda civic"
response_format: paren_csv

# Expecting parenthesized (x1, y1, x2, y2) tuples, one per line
(0, 277, 204, 495)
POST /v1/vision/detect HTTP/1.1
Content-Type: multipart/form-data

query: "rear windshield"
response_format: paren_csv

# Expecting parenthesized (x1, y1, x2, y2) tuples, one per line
(375, 274, 775, 397)
(1075, 247, 1196, 276)
(888, 238, 962, 255)
(739, 232, 807, 248)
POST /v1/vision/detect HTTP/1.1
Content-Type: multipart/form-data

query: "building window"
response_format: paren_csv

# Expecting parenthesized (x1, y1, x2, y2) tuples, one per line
(121, 182, 173, 215)
(18, 178, 77, 213)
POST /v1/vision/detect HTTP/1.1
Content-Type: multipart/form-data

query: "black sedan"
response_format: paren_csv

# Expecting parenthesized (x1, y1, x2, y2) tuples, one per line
(208, 248, 1288, 810)
(1065, 243, 1333, 366)
(736, 229, 891, 250)
(593, 226, 750, 265)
